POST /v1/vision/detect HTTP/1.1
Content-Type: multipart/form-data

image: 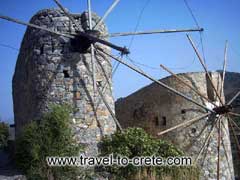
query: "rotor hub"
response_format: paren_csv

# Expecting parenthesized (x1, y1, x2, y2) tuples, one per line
(213, 105, 232, 115)
(84, 29, 101, 38)
(71, 30, 101, 53)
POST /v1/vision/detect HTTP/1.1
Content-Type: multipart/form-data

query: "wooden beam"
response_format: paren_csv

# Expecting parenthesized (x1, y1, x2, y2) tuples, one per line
(158, 113, 211, 136)
(0, 14, 130, 54)
(98, 85, 123, 131)
(87, 0, 97, 98)
(96, 47, 215, 112)
(217, 117, 221, 180)
(0, 14, 74, 38)
(160, 64, 218, 107)
(194, 117, 218, 164)
(94, 0, 120, 29)
(52, 0, 129, 54)
(186, 34, 224, 105)
(87, 0, 93, 29)
(109, 28, 204, 37)
(53, 0, 81, 31)
(228, 114, 240, 132)
(227, 90, 240, 105)
(220, 121, 235, 180)
(81, 48, 123, 131)
(229, 112, 240, 119)
(220, 41, 228, 99)
(228, 117, 240, 158)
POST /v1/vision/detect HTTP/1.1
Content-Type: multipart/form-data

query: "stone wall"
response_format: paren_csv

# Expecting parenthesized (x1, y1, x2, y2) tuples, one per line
(224, 72, 240, 109)
(115, 72, 235, 180)
(12, 9, 116, 156)
(224, 71, 240, 179)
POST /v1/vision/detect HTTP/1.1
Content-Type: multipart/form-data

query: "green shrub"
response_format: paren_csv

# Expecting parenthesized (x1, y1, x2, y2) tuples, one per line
(100, 128, 199, 180)
(0, 121, 9, 148)
(15, 105, 83, 180)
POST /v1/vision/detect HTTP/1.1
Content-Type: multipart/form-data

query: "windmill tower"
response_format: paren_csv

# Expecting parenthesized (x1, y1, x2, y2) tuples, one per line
(5, 0, 202, 157)
(12, 8, 117, 156)
(115, 71, 235, 180)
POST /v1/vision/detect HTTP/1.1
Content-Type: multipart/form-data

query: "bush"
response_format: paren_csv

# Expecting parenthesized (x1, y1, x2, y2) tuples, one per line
(100, 128, 199, 180)
(0, 121, 9, 148)
(15, 105, 83, 180)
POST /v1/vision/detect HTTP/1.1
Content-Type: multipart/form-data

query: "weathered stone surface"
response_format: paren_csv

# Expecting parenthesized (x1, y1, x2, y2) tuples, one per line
(0, 175, 26, 180)
(12, 8, 116, 157)
(223, 71, 240, 179)
(115, 72, 235, 180)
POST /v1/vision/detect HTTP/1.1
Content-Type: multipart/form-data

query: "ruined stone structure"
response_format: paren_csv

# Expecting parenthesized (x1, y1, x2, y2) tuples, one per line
(224, 71, 240, 179)
(116, 72, 235, 180)
(12, 9, 116, 156)
(224, 72, 240, 110)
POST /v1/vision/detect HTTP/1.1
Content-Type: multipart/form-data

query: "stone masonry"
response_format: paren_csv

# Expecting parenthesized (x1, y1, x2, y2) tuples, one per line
(115, 72, 235, 180)
(223, 71, 240, 179)
(12, 9, 116, 156)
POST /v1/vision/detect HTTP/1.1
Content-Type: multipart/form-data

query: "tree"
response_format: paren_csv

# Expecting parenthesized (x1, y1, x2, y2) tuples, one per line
(15, 105, 83, 180)
(100, 128, 199, 180)
(0, 121, 9, 148)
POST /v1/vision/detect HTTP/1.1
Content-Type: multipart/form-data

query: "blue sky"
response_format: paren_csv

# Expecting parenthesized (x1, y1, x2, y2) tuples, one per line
(0, 0, 240, 123)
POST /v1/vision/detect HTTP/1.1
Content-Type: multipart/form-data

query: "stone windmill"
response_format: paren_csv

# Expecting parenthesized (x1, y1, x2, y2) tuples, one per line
(1, 1, 239, 180)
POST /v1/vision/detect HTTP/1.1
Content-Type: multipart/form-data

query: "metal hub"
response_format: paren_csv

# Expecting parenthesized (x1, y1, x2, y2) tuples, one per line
(213, 105, 232, 115)
(70, 30, 101, 53)
(85, 29, 101, 38)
